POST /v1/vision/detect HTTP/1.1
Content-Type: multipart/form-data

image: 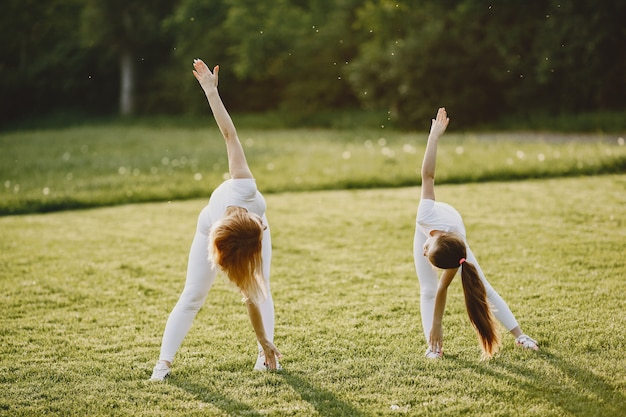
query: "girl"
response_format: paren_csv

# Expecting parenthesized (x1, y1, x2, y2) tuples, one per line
(150, 59, 282, 381)
(414, 108, 538, 360)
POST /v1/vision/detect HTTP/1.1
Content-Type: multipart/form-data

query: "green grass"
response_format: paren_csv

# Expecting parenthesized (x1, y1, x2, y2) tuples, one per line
(1, 175, 625, 416)
(1, 124, 625, 215)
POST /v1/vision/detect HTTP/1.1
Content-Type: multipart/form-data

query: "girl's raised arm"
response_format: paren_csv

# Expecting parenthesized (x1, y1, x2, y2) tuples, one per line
(420, 107, 450, 201)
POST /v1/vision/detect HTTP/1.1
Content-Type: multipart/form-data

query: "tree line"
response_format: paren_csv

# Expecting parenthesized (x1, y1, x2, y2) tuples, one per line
(1, 0, 624, 129)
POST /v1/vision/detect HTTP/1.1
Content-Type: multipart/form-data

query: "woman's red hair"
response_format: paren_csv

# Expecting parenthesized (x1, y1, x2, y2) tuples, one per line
(209, 208, 266, 304)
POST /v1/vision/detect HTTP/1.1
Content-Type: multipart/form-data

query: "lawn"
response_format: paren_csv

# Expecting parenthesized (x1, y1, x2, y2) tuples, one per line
(1, 174, 624, 416)
(1, 125, 624, 214)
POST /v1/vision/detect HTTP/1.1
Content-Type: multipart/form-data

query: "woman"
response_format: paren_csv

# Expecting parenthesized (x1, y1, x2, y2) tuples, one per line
(150, 59, 282, 381)
(414, 107, 538, 360)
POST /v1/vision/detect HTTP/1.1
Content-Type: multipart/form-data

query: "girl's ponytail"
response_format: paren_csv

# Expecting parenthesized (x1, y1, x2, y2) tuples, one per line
(429, 232, 500, 359)
(460, 261, 500, 359)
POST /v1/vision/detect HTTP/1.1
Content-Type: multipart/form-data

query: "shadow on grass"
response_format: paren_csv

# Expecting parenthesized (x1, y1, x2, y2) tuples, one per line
(171, 379, 263, 417)
(171, 371, 368, 416)
(280, 371, 369, 417)
(449, 351, 624, 416)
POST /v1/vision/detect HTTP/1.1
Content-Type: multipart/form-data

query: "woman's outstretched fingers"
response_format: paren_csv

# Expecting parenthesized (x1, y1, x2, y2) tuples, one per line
(192, 60, 202, 81)
(192, 59, 219, 90)
(264, 345, 282, 370)
(265, 350, 277, 369)
(266, 355, 276, 370)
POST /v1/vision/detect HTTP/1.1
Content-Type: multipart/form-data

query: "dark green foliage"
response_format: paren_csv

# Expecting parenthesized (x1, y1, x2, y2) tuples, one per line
(0, 0, 624, 128)
(0, 0, 116, 122)
(348, 0, 626, 128)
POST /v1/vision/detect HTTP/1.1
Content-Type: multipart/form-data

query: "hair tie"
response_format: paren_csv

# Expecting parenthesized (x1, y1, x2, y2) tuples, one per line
(459, 258, 466, 265)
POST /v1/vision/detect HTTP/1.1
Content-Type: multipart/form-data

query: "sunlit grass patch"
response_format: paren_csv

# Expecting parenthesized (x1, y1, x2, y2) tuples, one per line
(1, 125, 624, 214)
(1, 175, 624, 416)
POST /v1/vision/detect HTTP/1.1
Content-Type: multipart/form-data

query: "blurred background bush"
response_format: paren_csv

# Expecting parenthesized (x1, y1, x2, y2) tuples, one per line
(1, 0, 624, 131)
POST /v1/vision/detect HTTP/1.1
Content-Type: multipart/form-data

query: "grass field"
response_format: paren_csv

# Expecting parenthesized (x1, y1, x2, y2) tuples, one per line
(1, 174, 625, 416)
(1, 125, 625, 214)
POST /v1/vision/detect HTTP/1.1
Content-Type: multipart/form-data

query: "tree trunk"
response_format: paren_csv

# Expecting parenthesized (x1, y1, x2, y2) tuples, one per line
(119, 49, 135, 116)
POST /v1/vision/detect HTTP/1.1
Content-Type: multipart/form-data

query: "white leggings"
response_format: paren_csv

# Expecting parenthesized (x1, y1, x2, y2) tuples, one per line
(158, 207, 275, 363)
(413, 229, 519, 343)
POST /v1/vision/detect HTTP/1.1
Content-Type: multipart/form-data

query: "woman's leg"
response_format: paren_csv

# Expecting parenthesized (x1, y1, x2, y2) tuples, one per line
(465, 247, 519, 331)
(158, 211, 217, 364)
(414, 230, 439, 343)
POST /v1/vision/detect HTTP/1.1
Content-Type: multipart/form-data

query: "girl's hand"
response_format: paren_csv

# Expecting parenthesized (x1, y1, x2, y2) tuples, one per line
(192, 59, 219, 93)
(429, 325, 443, 355)
(429, 107, 450, 139)
(260, 340, 283, 370)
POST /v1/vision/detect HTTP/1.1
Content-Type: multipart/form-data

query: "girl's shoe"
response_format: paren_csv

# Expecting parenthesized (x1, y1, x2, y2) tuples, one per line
(424, 347, 443, 359)
(515, 335, 539, 351)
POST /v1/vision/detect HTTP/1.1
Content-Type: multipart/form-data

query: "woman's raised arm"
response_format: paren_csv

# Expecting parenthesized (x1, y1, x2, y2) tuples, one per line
(193, 59, 253, 179)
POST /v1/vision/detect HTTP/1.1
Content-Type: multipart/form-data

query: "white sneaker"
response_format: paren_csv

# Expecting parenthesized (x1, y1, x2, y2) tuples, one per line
(425, 347, 443, 359)
(515, 335, 539, 351)
(254, 352, 283, 371)
(150, 361, 171, 381)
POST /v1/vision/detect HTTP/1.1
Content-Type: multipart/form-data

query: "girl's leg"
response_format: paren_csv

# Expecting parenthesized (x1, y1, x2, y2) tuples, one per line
(158, 211, 217, 364)
(466, 250, 537, 348)
(465, 247, 519, 332)
(413, 230, 439, 342)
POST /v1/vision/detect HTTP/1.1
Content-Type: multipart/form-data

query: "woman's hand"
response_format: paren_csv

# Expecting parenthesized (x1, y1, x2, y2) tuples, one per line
(260, 339, 283, 370)
(246, 301, 282, 369)
(192, 59, 219, 93)
(429, 107, 450, 140)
